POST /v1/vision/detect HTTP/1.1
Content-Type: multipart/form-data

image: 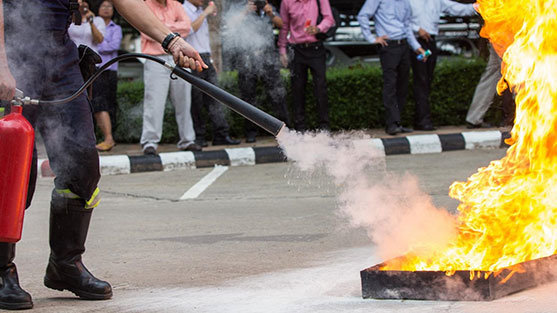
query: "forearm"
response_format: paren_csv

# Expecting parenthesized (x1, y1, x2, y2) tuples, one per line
(0, 0, 15, 100)
(278, 2, 289, 55)
(357, 14, 375, 43)
(99, 29, 122, 53)
(271, 15, 283, 29)
(90, 23, 104, 44)
(278, 28, 288, 55)
(112, 0, 171, 43)
(191, 12, 208, 32)
(0, 0, 8, 64)
(315, 0, 334, 33)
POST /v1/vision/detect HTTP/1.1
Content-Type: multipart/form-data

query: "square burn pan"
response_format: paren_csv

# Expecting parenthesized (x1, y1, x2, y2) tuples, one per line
(361, 254, 557, 301)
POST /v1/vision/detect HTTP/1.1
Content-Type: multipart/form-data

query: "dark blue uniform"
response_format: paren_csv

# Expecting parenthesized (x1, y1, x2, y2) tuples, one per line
(4, 0, 100, 203)
(0, 1, 112, 308)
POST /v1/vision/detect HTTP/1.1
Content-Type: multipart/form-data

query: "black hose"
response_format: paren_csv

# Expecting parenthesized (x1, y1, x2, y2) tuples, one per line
(40, 53, 286, 137)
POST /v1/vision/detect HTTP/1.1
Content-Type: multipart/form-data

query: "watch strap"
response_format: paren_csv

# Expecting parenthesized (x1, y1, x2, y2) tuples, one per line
(162, 32, 181, 53)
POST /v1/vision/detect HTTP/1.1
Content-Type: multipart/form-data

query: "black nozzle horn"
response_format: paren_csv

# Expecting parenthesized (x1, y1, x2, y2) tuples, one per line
(171, 67, 285, 137)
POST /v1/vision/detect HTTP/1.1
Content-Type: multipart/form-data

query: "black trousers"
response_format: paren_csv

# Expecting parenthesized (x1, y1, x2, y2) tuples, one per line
(410, 37, 437, 128)
(191, 53, 230, 141)
(290, 43, 329, 131)
(379, 43, 410, 128)
(91, 70, 118, 130)
(237, 53, 290, 137)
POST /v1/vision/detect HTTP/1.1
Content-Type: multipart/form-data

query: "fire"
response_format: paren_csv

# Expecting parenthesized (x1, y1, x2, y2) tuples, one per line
(383, 0, 557, 274)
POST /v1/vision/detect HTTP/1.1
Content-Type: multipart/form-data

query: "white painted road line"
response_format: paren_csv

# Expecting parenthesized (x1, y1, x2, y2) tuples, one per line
(180, 165, 229, 200)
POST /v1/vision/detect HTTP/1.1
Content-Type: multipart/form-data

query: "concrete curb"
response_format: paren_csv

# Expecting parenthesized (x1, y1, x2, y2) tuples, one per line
(38, 130, 511, 177)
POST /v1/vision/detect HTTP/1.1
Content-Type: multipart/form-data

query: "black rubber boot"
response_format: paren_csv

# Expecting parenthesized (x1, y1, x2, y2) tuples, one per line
(0, 243, 33, 310)
(44, 194, 112, 300)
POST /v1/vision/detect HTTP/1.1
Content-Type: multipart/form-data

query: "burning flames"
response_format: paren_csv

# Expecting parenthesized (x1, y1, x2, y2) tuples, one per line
(383, 0, 557, 274)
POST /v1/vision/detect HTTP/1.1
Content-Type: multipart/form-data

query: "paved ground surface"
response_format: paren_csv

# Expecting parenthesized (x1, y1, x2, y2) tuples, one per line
(15, 148, 557, 312)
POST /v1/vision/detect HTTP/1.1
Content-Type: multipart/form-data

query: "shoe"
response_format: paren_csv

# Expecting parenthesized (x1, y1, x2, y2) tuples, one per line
(245, 135, 257, 143)
(195, 139, 208, 148)
(385, 125, 401, 135)
(0, 264, 33, 310)
(181, 142, 202, 152)
(95, 141, 115, 152)
(44, 256, 112, 300)
(212, 136, 241, 146)
(45, 194, 112, 300)
(415, 124, 436, 131)
(466, 122, 492, 129)
(0, 243, 33, 310)
(143, 146, 157, 155)
(399, 126, 414, 133)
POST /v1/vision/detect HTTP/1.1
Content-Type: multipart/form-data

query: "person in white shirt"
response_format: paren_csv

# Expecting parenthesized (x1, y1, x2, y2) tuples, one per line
(68, 0, 105, 52)
(408, 0, 476, 130)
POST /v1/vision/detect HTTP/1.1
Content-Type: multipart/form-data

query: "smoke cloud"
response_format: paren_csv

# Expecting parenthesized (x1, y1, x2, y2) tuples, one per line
(221, 2, 282, 75)
(277, 129, 457, 261)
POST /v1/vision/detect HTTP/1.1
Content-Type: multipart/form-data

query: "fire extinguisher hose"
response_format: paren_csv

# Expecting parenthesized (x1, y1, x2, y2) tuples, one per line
(24, 53, 286, 137)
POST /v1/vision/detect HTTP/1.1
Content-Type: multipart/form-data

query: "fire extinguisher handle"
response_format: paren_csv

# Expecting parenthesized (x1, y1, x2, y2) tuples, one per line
(15, 88, 24, 99)
(11, 88, 39, 106)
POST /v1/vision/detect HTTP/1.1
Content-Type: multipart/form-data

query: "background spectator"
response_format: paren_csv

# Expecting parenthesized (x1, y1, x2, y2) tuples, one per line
(409, 0, 476, 131)
(226, 0, 291, 143)
(92, 0, 122, 152)
(357, 0, 426, 135)
(184, 0, 240, 147)
(278, 0, 334, 132)
(466, 43, 515, 128)
(140, 0, 201, 155)
(68, 0, 105, 52)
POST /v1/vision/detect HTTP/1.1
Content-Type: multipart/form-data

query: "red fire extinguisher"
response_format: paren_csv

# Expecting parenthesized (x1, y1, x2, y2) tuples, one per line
(0, 105, 34, 242)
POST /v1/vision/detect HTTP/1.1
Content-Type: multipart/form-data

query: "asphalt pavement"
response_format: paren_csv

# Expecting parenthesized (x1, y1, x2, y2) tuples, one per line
(14, 148, 557, 313)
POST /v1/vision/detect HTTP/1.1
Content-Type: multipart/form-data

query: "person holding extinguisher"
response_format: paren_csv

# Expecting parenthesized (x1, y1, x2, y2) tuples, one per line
(0, 0, 206, 310)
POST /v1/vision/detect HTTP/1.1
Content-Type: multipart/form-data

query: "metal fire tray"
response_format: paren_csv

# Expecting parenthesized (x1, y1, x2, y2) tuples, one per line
(360, 254, 557, 301)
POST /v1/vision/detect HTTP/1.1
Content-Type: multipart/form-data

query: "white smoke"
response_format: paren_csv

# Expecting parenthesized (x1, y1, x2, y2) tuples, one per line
(221, 1, 280, 73)
(277, 129, 458, 261)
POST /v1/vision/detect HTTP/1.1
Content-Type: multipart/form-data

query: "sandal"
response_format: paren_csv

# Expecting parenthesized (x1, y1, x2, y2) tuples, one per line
(96, 141, 115, 152)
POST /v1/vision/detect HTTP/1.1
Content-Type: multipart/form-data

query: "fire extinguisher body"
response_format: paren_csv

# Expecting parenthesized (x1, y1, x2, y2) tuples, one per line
(0, 105, 34, 242)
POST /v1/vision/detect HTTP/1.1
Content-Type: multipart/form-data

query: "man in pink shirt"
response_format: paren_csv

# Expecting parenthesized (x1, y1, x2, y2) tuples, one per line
(140, 0, 201, 155)
(278, 0, 335, 131)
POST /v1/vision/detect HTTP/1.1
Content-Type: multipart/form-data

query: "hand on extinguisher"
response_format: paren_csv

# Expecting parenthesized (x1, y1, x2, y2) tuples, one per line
(0, 63, 16, 100)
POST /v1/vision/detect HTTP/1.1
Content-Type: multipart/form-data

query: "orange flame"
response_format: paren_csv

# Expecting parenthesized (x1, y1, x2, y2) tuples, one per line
(383, 0, 557, 274)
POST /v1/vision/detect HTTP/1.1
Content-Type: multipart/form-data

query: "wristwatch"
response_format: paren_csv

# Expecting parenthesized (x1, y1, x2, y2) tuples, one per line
(161, 32, 181, 53)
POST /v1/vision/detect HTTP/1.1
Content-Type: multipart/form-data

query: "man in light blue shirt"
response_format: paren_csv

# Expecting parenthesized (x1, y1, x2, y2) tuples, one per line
(358, 0, 426, 135)
(409, 0, 476, 131)
(183, 0, 240, 147)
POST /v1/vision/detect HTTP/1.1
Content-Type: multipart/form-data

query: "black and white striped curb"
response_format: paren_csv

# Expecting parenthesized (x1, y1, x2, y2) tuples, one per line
(38, 130, 511, 177)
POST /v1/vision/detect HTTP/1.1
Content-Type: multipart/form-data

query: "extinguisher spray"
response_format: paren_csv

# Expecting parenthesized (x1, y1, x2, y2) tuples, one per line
(0, 90, 35, 242)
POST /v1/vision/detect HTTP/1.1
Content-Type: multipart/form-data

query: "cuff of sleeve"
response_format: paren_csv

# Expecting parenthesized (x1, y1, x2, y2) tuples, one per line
(411, 43, 421, 51)
(279, 47, 287, 55)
